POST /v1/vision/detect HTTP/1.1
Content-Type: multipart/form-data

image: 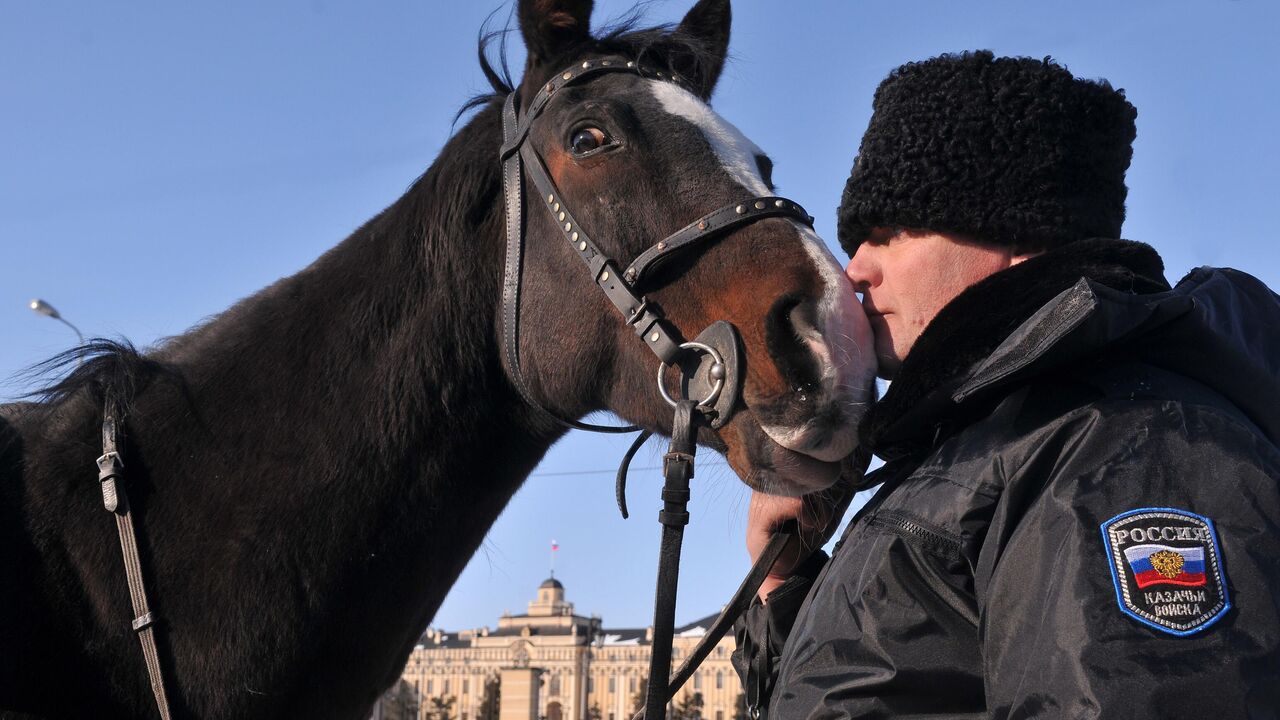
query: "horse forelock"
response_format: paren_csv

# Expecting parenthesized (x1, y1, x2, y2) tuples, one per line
(461, 3, 728, 119)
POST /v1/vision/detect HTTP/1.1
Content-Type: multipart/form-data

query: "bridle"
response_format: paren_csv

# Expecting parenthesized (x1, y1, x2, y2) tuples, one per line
(93, 53, 810, 720)
(498, 54, 813, 433)
(499, 55, 810, 719)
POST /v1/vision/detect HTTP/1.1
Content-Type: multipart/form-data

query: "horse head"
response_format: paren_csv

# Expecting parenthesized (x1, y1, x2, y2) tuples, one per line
(506, 0, 876, 496)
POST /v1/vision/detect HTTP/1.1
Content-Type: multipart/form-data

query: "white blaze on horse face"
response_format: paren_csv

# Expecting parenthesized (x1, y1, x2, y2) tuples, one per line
(647, 80, 772, 196)
(648, 81, 876, 462)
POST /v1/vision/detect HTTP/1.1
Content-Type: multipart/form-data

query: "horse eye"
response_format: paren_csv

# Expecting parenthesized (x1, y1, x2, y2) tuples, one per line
(755, 154, 775, 190)
(570, 127, 608, 155)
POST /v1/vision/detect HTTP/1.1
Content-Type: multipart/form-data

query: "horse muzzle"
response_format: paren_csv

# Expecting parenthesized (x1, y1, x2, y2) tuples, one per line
(737, 275, 876, 493)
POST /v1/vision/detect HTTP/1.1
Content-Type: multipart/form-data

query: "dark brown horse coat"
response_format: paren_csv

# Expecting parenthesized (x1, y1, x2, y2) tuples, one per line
(1, 1, 874, 717)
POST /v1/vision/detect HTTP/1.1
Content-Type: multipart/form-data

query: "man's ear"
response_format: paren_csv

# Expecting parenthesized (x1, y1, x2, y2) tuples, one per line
(673, 0, 731, 99)
(519, 0, 594, 66)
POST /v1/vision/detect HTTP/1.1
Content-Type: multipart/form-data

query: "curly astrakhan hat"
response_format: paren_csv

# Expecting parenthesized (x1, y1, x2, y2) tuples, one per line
(838, 50, 1137, 255)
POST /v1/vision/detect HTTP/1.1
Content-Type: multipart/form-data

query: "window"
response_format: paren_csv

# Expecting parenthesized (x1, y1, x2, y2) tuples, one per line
(588, 677, 594, 693)
(693, 672, 701, 690)
(629, 677, 637, 693)
(608, 677, 616, 693)
(716, 712, 723, 720)
(427, 680, 434, 695)
(444, 679, 450, 695)
(715, 671, 723, 689)
(463, 678, 469, 695)
(549, 675, 560, 696)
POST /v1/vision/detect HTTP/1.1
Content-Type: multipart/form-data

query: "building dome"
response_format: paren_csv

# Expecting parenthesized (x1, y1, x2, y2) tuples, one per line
(539, 577, 563, 590)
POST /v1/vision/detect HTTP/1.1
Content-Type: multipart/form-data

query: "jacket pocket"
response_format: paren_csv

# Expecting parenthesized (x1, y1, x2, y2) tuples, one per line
(869, 509, 964, 562)
(868, 509, 979, 628)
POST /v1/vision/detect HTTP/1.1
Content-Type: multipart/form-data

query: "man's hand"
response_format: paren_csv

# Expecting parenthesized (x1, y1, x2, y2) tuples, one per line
(748, 460, 865, 602)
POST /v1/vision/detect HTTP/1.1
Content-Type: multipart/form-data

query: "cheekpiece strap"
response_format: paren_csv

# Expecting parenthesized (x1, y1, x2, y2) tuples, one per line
(518, 143, 684, 364)
(500, 79, 640, 432)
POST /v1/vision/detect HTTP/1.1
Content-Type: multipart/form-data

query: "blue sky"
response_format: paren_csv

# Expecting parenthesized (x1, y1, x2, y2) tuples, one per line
(3, 1, 1277, 633)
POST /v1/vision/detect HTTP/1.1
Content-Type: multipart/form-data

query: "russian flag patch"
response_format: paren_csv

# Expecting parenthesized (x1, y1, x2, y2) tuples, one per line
(1101, 508, 1230, 636)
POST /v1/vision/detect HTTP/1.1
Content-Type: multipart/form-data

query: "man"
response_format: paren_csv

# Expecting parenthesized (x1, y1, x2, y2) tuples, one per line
(734, 51, 1280, 718)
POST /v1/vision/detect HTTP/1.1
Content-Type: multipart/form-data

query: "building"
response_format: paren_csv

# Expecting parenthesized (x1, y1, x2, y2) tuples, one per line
(391, 578, 746, 720)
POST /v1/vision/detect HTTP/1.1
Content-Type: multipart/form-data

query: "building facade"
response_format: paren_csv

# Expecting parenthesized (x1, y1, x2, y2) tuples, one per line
(390, 578, 744, 720)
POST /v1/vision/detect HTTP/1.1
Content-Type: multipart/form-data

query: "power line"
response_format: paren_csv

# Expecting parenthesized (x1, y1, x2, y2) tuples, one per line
(529, 462, 730, 478)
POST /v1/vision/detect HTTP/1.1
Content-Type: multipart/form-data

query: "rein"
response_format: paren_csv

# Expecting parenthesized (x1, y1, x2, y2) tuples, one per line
(499, 55, 811, 719)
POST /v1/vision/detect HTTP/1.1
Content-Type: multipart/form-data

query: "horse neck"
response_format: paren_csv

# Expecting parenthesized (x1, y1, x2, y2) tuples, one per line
(150, 104, 561, 652)
(170, 108, 535, 454)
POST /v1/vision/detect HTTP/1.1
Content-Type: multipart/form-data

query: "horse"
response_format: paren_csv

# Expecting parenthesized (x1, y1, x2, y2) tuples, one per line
(0, 0, 875, 717)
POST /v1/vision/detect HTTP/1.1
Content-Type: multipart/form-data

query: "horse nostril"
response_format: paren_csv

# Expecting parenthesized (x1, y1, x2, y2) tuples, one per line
(764, 294, 824, 398)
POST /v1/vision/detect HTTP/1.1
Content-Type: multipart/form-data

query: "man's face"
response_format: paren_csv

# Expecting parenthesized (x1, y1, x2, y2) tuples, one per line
(845, 228, 1025, 379)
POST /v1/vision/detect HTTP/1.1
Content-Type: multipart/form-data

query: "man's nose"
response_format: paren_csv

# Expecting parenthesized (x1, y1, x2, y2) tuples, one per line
(845, 246, 878, 291)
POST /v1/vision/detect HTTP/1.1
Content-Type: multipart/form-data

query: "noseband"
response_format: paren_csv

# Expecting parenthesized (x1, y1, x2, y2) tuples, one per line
(499, 56, 811, 719)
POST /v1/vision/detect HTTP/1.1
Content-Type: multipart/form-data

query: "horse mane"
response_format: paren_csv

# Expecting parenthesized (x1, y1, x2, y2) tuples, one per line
(22, 339, 185, 428)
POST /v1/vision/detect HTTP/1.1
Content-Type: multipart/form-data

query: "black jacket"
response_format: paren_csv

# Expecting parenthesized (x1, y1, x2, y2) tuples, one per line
(734, 239, 1280, 719)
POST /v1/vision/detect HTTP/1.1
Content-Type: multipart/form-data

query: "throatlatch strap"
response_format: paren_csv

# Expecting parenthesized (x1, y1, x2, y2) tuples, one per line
(98, 414, 173, 720)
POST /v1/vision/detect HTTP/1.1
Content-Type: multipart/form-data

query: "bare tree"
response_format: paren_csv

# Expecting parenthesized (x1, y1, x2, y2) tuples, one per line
(478, 678, 500, 720)
(424, 694, 457, 720)
(631, 678, 649, 715)
(672, 692, 705, 720)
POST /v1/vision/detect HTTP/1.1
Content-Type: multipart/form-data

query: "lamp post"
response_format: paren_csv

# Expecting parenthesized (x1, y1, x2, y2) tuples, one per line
(29, 298, 86, 365)
(29, 299, 85, 344)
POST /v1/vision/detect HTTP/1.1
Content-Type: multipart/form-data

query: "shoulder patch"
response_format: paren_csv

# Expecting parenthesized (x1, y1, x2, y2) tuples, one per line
(1100, 508, 1230, 636)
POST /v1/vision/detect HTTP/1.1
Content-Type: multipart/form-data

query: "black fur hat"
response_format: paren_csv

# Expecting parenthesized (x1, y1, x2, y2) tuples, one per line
(838, 50, 1137, 255)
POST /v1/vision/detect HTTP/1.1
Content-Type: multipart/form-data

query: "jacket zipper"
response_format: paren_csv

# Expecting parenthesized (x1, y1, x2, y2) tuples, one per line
(870, 510, 963, 561)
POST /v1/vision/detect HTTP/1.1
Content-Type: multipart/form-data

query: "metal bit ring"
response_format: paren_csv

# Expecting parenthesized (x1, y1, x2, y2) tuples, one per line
(657, 341, 726, 409)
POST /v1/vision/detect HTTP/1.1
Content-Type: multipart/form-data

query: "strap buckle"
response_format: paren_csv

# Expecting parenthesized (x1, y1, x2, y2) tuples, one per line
(132, 610, 160, 633)
(96, 451, 124, 513)
(662, 451, 695, 483)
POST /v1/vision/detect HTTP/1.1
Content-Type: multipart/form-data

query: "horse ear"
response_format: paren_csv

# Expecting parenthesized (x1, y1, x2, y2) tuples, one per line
(519, 0, 594, 66)
(673, 0, 731, 98)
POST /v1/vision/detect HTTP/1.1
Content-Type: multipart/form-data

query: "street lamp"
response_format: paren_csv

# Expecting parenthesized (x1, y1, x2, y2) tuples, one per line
(29, 299, 86, 363)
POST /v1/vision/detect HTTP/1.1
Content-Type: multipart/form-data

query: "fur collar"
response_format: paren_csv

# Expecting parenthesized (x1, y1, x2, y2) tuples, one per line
(862, 237, 1170, 457)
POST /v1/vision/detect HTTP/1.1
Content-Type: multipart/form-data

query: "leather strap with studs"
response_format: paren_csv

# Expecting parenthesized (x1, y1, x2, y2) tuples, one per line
(624, 196, 813, 288)
(519, 142, 684, 365)
(501, 55, 683, 160)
